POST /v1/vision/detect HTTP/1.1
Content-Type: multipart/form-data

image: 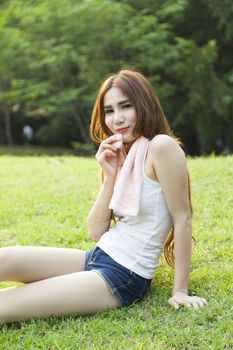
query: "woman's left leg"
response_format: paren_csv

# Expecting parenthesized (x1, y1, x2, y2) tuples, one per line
(0, 246, 86, 283)
(0, 270, 119, 324)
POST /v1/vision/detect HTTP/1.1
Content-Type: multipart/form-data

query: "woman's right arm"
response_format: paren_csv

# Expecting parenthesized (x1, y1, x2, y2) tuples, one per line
(87, 134, 122, 242)
(87, 177, 115, 242)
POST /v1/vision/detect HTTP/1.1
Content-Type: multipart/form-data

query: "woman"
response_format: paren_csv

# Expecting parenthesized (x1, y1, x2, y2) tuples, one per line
(0, 70, 207, 324)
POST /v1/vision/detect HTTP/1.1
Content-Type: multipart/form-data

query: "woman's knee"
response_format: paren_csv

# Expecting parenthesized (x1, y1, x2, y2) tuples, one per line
(0, 246, 21, 275)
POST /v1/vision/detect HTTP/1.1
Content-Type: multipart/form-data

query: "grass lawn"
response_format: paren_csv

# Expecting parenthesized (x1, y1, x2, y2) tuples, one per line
(0, 153, 232, 349)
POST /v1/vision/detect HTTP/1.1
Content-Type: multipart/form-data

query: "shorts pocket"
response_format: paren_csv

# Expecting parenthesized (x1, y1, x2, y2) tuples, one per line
(118, 272, 150, 302)
(138, 279, 150, 299)
(89, 247, 101, 264)
(116, 270, 136, 291)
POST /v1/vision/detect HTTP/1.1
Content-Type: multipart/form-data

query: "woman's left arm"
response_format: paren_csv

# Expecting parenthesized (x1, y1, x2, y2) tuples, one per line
(151, 135, 208, 309)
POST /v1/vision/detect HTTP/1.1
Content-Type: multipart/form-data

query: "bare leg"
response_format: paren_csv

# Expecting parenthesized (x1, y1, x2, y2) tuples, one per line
(0, 271, 120, 324)
(0, 246, 86, 283)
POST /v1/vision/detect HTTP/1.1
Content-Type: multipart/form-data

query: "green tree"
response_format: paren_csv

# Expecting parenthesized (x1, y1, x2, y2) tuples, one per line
(0, 0, 232, 153)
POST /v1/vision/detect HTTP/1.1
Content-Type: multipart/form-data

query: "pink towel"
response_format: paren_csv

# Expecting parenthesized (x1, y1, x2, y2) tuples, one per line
(109, 135, 149, 216)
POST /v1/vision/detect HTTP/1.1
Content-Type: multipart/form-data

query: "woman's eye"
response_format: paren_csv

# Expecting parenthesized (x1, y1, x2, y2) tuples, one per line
(123, 104, 131, 109)
(105, 109, 113, 115)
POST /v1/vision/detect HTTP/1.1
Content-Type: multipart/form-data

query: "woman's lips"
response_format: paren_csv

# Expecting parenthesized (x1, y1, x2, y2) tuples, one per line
(117, 127, 129, 134)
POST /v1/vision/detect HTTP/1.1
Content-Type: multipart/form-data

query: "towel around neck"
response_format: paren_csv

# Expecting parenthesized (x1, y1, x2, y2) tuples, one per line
(109, 136, 149, 216)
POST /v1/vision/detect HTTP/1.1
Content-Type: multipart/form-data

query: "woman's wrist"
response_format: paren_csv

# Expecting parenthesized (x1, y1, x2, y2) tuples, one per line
(103, 175, 116, 185)
(172, 289, 188, 296)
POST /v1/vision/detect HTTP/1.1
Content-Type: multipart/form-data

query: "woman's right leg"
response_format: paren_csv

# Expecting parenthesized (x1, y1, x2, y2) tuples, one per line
(0, 246, 86, 283)
(0, 270, 120, 324)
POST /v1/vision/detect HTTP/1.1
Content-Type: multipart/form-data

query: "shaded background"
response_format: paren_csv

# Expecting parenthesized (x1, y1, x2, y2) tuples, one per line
(0, 0, 232, 155)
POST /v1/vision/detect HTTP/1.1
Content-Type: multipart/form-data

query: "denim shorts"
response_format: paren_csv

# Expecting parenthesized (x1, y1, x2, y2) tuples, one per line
(85, 246, 152, 307)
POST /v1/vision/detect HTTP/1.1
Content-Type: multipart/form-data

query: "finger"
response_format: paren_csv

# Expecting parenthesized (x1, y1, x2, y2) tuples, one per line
(102, 134, 122, 144)
(201, 298, 208, 305)
(198, 302, 206, 308)
(105, 151, 117, 157)
(168, 298, 179, 310)
(189, 296, 207, 309)
(183, 302, 192, 308)
(190, 301, 199, 309)
(96, 147, 117, 159)
(97, 150, 116, 162)
(196, 298, 207, 308)
(100, 143, 118, 151)
(102, 150, 117, 158)
(112, 140, 123, 149)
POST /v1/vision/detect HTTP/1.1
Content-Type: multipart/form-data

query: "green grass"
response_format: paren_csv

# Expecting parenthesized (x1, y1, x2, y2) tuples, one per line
(0, 153, 232, 349)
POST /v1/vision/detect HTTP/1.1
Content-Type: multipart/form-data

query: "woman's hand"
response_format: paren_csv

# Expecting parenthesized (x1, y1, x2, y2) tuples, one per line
(95, 134, 123, 179)
(168, 291, 208, 310)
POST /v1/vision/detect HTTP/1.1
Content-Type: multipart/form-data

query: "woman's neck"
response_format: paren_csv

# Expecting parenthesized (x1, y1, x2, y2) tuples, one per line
(123, 141, 134, 154)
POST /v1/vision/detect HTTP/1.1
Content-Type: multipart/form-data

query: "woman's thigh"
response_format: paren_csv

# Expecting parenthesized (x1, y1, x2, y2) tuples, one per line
(0, 271, 119, 323)
(0, 246, 86, 283)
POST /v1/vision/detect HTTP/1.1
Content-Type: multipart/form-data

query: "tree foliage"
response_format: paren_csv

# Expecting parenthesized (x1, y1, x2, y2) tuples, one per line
(0, 0, 232, 154)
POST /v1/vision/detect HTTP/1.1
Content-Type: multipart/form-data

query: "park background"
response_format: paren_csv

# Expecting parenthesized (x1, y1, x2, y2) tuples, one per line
(0, 0, 232, 155)
(0, 1, 232, 349)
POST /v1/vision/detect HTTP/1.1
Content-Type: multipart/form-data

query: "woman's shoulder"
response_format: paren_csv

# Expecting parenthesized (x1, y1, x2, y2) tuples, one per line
(148, 134, 185, 158)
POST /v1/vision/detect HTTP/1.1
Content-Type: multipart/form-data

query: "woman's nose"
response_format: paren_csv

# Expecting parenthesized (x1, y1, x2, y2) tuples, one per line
(114, 110, 124, 124)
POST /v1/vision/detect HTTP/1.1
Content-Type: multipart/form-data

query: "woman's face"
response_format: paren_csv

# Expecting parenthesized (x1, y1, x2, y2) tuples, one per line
(103, 87, 139, 146)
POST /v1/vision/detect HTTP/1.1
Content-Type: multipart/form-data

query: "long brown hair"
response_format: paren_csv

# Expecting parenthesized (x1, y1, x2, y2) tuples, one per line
(90, 69, 193, 268)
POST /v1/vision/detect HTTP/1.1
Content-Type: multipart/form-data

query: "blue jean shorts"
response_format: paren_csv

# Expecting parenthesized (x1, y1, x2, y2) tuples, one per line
(85, 246, 152, 307)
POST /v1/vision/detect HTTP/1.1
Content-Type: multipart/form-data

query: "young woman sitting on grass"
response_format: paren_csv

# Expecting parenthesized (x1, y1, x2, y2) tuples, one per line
(0, 69, 207, 323)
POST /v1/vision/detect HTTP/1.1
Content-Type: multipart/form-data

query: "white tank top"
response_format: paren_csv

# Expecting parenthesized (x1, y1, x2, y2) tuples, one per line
(97, 143, 172, 279)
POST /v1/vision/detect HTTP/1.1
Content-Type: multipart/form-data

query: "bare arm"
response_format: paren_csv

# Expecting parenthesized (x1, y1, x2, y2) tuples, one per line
(87, 177, 115, 242)
(87, 134, 122, 242)
(151, 135, 207, 309)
